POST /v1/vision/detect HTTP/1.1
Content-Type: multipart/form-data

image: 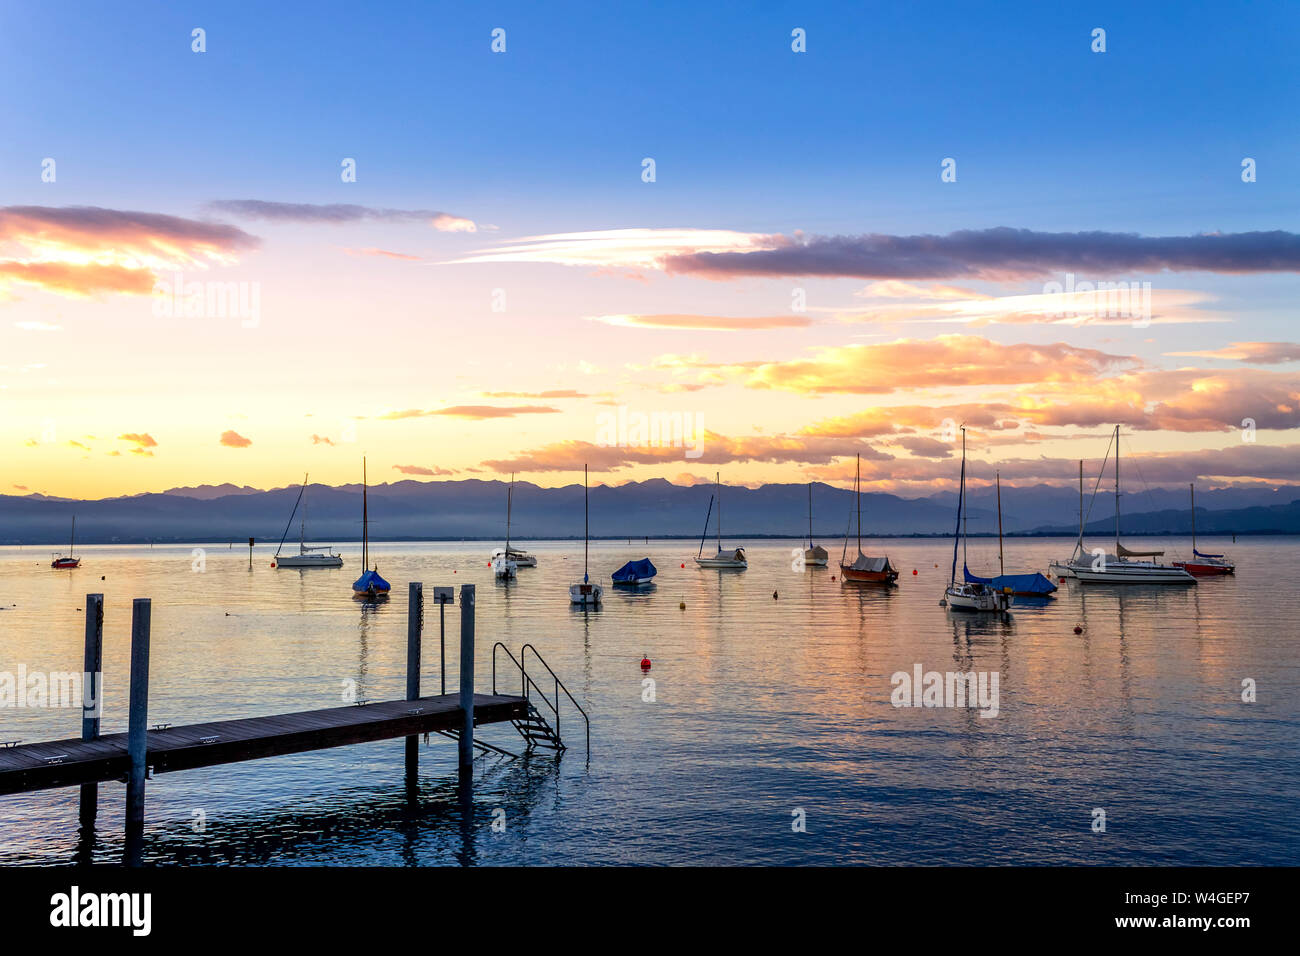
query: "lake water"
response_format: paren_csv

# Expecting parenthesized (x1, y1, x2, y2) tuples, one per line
(1, 536, 1297, 865)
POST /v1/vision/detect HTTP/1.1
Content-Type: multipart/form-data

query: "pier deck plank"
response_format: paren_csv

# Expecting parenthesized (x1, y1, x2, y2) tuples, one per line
(0, 693, 528, 795)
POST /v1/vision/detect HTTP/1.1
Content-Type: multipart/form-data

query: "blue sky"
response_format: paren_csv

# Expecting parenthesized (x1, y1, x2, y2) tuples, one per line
(2, 1, 1298, 497)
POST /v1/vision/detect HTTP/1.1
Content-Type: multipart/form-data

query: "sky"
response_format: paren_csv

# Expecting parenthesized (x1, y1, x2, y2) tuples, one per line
(2, 0, 1298, 500)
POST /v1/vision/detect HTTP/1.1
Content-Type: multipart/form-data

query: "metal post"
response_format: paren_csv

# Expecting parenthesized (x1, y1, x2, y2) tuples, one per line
(439, 600, 446, 696)
(405, 582, 423, 779)
(125, 598, 151, 848)
(79, 594, 104, 826)
(248, 536, 254, 571)
(458, 584, 475, 778)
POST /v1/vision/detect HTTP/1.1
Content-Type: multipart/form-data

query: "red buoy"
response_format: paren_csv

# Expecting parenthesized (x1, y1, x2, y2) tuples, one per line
(680, 562, 685, 568)
(912, 569, 918, 575)
(1073, 624, 1084, 635)
(640, 656, 652, 671)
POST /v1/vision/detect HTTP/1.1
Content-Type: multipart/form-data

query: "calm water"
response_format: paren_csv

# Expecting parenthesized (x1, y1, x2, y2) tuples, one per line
(1, 537, 1297, 866)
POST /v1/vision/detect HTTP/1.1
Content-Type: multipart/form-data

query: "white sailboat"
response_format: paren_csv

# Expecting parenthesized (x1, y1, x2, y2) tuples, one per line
(941, 428, 1009, 612)
(1071, 426, 1196, 585)
(569, 465, 603, 606)
(492, 474, 519, 579)
(694, 473, 747, 569)
(804, 482, 829, 567)
(1048, 460, 1087, 579)
(273, 474, 343, 568)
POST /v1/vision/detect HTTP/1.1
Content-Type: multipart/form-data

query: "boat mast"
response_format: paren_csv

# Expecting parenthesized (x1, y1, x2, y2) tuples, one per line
(808, 482, 814, 547)
(960, 430, 968, 572)
(716, 472, 721, 552)
(583, 464, 589, 583)
(1114, 425, 1121, 556)
(996, 471, 1004, 577)
(362, 457, 369, 571)
(1190, 482, 1196, 553)
(855, 453, 862, 555)
(300, 472, 308, 552)
(70, 515, 75, 555)
(505, 474, 513, 554)
(950, 427, 966, 587)
(1078, 459, 1084, 545)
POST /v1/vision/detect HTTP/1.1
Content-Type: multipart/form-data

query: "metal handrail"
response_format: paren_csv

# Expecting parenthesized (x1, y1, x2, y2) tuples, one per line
(492, 642, 561, 729)
(521, 644, 590, 754)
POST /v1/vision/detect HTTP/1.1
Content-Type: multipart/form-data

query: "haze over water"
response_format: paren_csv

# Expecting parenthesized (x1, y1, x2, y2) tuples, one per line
(1, 537, 1296, 866)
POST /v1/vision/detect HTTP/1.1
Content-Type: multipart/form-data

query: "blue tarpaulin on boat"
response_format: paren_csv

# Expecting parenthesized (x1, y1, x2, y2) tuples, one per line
(352, 568, 390, 593)
(1193, 549, 1224, 559)
(964, 564, 1057, 595)
(611, 558, 656, 583)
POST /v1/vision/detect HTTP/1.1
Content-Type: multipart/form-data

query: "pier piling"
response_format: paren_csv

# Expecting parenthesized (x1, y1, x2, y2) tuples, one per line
(405, 582, 423, 780)
(78, 594, 104, 827)
(125, 598, 151, 851)
(458, 584, 475, 779)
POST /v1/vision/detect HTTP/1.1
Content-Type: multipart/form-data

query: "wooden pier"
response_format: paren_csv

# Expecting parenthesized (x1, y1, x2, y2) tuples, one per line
(0, 582, 587, 860)
(0, 692, 528, 797)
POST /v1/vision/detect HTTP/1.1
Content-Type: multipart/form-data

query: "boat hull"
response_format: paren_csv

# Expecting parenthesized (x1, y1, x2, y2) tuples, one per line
(839, 564, 898, 583)
(611, 576, 656, 586)
(1173, 561, 1235, 576)
(1074, 564, 1196, 585)
(944, 584, 1009, 611)
(694, 557, 747, 569)
(1048, 561, 1079, 579)
(569, 582, 603, 605)
(51, 557, 80, 569)
(275, 555, 343, 568)
(803, 549, 829, 567)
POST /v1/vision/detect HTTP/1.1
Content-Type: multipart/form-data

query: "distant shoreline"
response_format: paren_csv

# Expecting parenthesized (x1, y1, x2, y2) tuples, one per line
(1, 530, 1287, 548)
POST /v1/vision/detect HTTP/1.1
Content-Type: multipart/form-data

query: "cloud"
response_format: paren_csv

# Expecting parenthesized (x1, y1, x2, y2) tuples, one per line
(342, 247, 423, 261)
(0, 205, 258, 298)
(220, 430, 252, 448)
(380, 405, 562, 420)
(684, 334, 1137, 395)
(14, 320, 61, 332)
(590, 313, 814, 331)
(208, 200, 476, 232)
(393, 464, 455, 476)
(888, 436, 955, 459)
(481, 432, 892, 473)
(481, 389, 590, 399)
(1165, 341, 1300, 364)
(661, 227, 1300, 280)
(118, 432, 158, 448)
(446, 228, 773, 270)
(311, 434, 335, 445)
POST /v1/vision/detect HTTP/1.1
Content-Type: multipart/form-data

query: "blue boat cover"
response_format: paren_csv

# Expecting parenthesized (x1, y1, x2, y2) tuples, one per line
(352, 568, 391, 592)
(1193, 549, 1224, 559)
(964, 564, 1058, 594)
(612, 558, 656, 583)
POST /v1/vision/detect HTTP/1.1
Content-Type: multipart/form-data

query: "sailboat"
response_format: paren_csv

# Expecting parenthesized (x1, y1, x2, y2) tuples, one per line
(839, 454, 897, 583)
(1048, 461, 1086, 579)
(273, 474, 343, 568)
(942, 428, 1009, 611)
(492, 474, 519, 579)
(694, 473, 747, 569)
(962, 472, 1057, 597)
(1071, 426, 1196, 585)
(569, 465, 603, 605)
(1174, 483, 1235, 576)
(351, 458, 390, 598)
(803, 482, 829, 567)
(50, 516, 80, 569)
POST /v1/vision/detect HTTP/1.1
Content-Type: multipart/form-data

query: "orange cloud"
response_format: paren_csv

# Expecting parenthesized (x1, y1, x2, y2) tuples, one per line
(220, 430, 252, 448)
(118, 432, 157, 448)
(393, 464, 455, 476)
(1165, 341, 1300, 364)
(380, 405, 561, 420)
(590, 313, 813, 331)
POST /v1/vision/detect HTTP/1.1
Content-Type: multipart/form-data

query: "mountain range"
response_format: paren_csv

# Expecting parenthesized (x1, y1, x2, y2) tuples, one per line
(2, 478, 1298, 545)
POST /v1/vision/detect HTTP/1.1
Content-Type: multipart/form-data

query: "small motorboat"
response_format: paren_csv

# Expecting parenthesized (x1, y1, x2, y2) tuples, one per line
(274, 473, 343, 568)
(491, 546, 536, 568)
(612, 558, 657, 586)
(1173, 484, 1234, 576)
(839, 454, 896, 583)
(350, 458, 390, 598)
(693, 473, 747, 570)
(568, 465, 602, 606)
(51, 516, 80, 569)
